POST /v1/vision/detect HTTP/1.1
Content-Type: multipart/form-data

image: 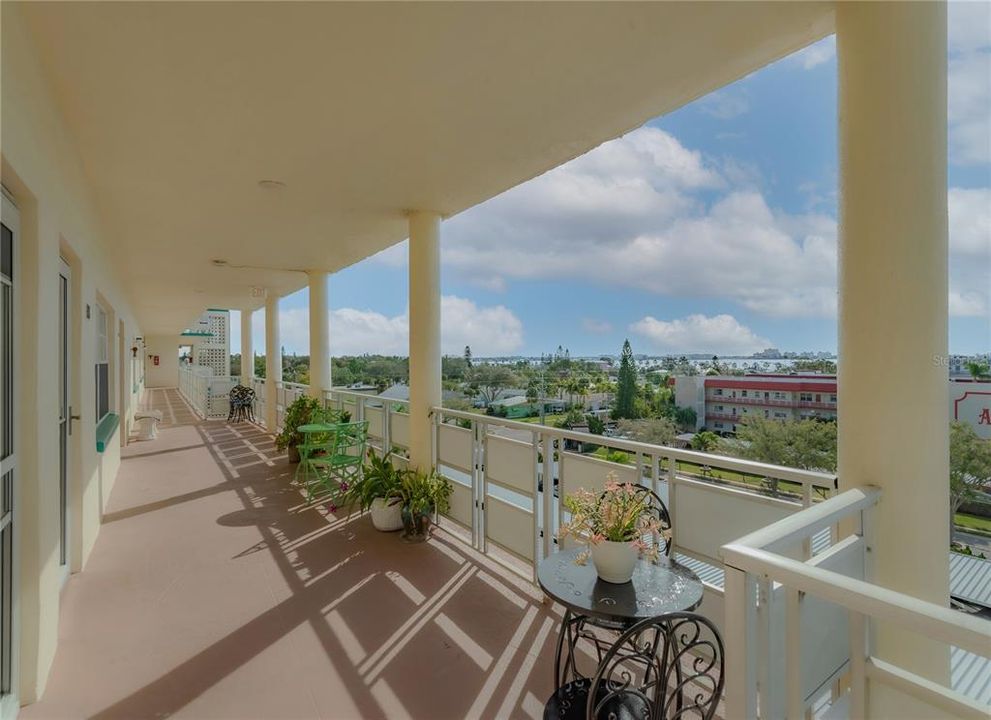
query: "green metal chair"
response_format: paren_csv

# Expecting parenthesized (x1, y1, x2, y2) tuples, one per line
(296, 406, 342, 496)
(307, 420, 369, 503)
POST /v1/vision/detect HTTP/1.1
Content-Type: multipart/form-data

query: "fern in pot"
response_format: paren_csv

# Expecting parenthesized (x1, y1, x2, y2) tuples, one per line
(398, 467, 452, 542)
(274, 396, 322, 463)
(342, 450, 405, 532)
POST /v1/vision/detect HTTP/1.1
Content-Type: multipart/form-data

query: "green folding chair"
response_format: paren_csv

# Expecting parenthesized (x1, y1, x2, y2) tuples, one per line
(307, 420, 369, 503)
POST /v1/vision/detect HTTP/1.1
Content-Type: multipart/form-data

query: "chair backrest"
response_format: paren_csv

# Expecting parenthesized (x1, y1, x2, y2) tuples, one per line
(229, 385, 250, 402)
(600, 485, 673, 557)
(587, 612, 724, 720)
(333, 421, 369, 458)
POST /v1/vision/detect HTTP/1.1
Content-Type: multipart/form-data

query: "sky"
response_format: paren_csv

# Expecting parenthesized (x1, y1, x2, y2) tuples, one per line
(233, 4, 991, 359)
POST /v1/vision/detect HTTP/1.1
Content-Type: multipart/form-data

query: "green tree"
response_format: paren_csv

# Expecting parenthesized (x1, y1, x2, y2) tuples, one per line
(734, 417, 837, 472)
(966, 360, 991, 381)
(690, 431, 720, 452)
(472, 364, 518, 406)
(950, 421, 991, 540)
(674, 406, 697, 431)
(616, 418, 678, 447)
(464, 345, 473, 369)
(792, 359, 838, 374)
(614, 339, 638, 420)
(587, 414, 605, 435)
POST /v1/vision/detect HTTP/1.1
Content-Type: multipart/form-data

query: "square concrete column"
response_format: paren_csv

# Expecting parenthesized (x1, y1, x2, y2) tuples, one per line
(837, 0, 949, 705)
(240, 308, 254, 382)
(264, 294, 282, 431)
(307, 271, 331, 400)
(408, 211, 441, 468)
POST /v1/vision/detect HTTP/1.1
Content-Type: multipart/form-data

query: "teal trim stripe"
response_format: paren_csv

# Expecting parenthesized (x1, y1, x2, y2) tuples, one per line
(95, 413, 120, 453)
(180, 331, 214, 337)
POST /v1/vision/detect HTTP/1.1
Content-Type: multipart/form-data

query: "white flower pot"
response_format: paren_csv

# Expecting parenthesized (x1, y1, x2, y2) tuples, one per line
(370, 497, 403, 532)
(591, 540, 638, 583)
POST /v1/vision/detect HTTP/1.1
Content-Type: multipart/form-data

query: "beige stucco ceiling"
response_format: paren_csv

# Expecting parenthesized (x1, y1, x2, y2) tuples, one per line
(18, 1, 833, 334)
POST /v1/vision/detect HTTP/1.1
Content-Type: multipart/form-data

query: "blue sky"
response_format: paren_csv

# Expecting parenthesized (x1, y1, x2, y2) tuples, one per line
(234, 7, 990, 359)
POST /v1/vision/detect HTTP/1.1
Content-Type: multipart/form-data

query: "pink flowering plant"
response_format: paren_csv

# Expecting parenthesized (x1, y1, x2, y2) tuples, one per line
(558, 473, 671, 565)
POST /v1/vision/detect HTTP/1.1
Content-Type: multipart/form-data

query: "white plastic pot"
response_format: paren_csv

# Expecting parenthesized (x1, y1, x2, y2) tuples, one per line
(370, 497, 403, 532)
(591, 540, 638, 583)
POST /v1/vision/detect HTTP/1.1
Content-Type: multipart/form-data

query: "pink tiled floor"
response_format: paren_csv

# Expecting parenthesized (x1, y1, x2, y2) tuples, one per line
(22, 389, 561, 720)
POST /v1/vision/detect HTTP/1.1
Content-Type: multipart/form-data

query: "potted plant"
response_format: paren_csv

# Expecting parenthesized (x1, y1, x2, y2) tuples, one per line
(558, 472, 670, 584)
(275, 395, 323, 463)
(342, 450, 405, 531)
(398, 466, 453, 542)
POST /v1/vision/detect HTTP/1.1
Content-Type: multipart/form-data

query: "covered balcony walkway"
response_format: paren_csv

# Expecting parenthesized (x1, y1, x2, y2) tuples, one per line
(23, 389, 562, 720)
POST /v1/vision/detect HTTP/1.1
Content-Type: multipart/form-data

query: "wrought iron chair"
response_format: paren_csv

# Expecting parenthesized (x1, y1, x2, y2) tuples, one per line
(227, 385, 256, 423)
(544, 612, 724, 720)
(610, 484, 672, 559)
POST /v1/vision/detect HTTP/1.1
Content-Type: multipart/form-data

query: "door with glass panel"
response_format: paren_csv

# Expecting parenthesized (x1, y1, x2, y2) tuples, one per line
(58, 260, 72, 585)
(0, 190, 19, 719)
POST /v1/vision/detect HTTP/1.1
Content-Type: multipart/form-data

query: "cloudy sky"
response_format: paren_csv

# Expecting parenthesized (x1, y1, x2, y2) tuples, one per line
(234, 5, 990, 358)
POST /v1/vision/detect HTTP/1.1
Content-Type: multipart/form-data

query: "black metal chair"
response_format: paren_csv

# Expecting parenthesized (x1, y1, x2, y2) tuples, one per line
(609, 484, 672, 559)
(227, 385, 256, 423)
(544, 612, 724, 720)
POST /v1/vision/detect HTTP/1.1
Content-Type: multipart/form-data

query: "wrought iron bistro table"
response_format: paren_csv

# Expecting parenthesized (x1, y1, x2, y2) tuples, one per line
(537, 547, 705, 694)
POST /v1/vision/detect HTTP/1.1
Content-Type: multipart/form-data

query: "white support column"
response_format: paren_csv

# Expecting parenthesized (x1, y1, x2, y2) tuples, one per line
(240, 307, 254, 382)
(264, 294, 282, 431)
(307, 271, 331, 400)
(837, 0, 949, 701)
(408, 211, 441, 468)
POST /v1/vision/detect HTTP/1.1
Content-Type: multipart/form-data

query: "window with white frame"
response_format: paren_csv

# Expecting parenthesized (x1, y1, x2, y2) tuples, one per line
(95, 303, 110, 421)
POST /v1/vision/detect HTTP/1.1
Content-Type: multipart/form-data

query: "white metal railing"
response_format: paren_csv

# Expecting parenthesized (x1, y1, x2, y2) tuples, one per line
(253, 382, 989, 717)
(177, 365, 236, 419)
(721, 487, 991, 720)
(315, 386, 838, 639)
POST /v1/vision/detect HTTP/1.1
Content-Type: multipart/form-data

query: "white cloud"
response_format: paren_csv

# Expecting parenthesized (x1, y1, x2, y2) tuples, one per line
(949, 290, 988, 317)
(949, 188, 991, 255)
(582, 318, 613, 335)
(631, 314, 772, 355)
(793, 36, 836, 70)
(441, 123, 988, 321)
(948, 2, 991, 165)
(698, 90, 750, 120)
(250, 296, 524, 357)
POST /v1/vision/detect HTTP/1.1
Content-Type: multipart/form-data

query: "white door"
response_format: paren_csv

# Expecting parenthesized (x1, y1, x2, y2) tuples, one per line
(58, 260, 71, 585)
(0, 190, 19, 719)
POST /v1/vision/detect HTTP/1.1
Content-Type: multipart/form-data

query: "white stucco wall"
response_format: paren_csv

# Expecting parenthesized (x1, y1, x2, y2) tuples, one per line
(144, 335, 181, 388)
(1, 3, 145, 703)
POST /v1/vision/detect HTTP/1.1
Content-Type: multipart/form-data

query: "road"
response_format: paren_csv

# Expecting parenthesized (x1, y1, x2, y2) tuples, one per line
(954, 529, 991, 556)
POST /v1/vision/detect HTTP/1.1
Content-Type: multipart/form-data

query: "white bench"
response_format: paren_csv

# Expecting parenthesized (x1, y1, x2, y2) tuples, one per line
(134, 410, 163, 440)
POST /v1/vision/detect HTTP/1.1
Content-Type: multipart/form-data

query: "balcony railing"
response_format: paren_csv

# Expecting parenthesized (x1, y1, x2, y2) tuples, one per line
(221, 380, 990, 716)
(721, 488, 991, 719)
(177, 365, 237, 419)
(708, 395, 796, 408)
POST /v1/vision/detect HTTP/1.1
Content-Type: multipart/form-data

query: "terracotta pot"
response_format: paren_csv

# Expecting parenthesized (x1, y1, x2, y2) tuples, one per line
(591, 540, 638, 583)
(370, 497, 403, 532)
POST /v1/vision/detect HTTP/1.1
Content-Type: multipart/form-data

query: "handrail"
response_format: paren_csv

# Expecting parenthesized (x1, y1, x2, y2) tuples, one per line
(434, 405, 836, 490)
(726, 486, 880, 553)
(721, 542, 991, 657)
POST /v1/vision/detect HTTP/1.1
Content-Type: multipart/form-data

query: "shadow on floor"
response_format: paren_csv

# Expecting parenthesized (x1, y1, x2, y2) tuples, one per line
(67, 389, 563, 720)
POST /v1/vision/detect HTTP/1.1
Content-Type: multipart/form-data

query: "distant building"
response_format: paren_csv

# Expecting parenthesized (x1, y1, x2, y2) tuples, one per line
(677, 374, 991, 439)
(676, 374, 837, 434)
